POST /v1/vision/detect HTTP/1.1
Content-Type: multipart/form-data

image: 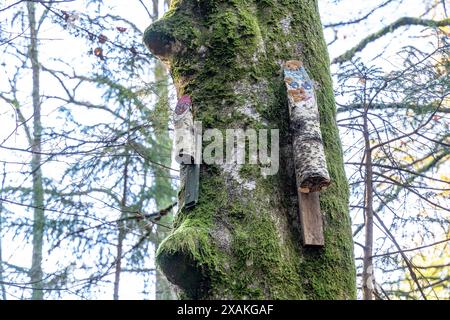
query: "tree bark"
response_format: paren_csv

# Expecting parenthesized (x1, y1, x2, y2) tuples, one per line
(144, 0, 356, 299)
(27, 2, 45, 300)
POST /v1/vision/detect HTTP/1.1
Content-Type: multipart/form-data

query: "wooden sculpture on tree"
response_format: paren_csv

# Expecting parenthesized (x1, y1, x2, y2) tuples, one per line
(284, 60, 331, 246)
(144, 0, 355, 300)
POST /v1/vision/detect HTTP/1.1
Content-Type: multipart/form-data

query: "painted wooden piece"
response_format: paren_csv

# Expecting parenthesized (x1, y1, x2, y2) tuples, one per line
(174, 95, 199, 209)
(284, 60, 330, 247)
(174, 95, 195, 165)
(284, 60, 331, 193)
(299, 192, 324, 246)
(185, 163, 200, 209)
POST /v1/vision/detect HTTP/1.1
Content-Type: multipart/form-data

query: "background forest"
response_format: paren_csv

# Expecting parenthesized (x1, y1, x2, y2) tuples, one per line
(0, 0, 448, 299)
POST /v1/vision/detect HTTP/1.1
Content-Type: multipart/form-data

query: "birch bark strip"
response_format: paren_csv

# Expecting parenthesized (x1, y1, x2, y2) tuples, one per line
(174, 95, 195, 164)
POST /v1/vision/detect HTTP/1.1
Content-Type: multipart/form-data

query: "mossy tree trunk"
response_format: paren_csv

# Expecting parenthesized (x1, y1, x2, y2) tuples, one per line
(144, 0, 356, 299)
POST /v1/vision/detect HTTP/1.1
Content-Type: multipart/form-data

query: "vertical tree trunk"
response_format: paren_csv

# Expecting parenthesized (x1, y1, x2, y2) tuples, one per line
(27, 2, 45, 300)
(362, 98, 374, 300)
(152, 0, 178, 301)
(0, 167, 6, 300)
(144, 0, 356, 299)
(113, 150, 130, 300)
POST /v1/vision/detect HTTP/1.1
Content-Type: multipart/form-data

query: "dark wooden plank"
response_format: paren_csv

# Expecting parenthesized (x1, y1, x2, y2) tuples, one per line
(184, 164, 200, 209)
(299, 191, 324, 246)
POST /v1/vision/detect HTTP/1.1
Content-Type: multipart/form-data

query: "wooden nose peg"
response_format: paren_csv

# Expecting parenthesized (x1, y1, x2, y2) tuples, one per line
(284, 60, 331, 247)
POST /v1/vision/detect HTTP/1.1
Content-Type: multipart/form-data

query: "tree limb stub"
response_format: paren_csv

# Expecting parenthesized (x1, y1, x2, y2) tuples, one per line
(143, 0, 355, 299)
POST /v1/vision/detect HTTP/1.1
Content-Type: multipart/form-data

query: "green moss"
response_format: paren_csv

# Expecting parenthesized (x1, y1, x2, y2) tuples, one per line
(207, 8, 259, 64)
(239, 163, 260, 180)
(230, 207, 304, 299)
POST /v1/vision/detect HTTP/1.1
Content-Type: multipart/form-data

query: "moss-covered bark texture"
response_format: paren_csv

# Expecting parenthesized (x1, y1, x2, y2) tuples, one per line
(144, 0, 356, 299)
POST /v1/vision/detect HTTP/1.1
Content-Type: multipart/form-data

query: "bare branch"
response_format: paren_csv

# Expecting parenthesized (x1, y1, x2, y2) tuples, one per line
(333, 17, 450, 64)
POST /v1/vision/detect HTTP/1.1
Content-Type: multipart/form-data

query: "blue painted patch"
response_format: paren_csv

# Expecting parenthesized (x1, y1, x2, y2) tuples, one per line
(284, 66, 316, 95)
(302, 82, 312, 90)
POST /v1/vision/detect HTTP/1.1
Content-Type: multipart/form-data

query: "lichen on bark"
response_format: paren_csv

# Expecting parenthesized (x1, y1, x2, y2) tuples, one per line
(145, 0, 356, 299)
